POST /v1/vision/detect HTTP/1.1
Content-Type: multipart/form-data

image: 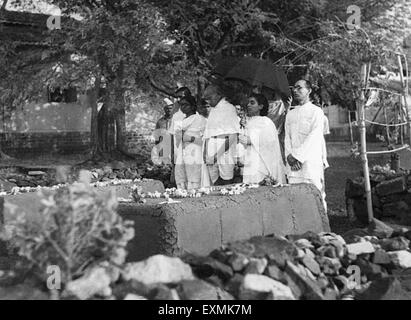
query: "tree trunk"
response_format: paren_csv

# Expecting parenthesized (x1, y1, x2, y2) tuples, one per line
(88, 62, 131, 160)
(115, 107, 126, 153)
(98, 103, 116, 153)
(87, 75, 105, 159)
(113, 61, 127, 154)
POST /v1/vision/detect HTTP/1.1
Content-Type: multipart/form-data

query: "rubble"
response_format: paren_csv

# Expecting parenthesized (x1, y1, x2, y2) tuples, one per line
(239, 274, 295, 300)
(3, 223, 411, 300)
(346, 241, 375, 256)
(64, 267, 112, 300)
(122, 254, 195, 285)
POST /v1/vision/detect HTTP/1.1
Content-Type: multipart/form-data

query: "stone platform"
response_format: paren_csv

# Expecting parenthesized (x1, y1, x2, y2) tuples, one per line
(1, 179, 164, 225)
(119, 184, 330, 261)
(1, 181, 329, 262)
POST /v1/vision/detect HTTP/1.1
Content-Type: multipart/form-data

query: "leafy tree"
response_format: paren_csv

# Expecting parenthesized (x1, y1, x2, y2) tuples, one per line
(0, 0, 187, 160)
(1, 0, 409, 162)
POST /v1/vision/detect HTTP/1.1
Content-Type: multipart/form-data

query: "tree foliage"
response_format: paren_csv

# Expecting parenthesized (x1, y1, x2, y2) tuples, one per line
(0, 0, 409, 145)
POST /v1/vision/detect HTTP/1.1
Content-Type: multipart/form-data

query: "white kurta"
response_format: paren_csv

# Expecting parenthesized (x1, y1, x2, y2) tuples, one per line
(284, 102, 326, 189)
(242, 116, 286, 184)
(203, 98, 240, 139)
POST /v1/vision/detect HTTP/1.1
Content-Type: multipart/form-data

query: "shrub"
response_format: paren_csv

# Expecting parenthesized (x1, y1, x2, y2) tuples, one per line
(0, 181, 134, 284)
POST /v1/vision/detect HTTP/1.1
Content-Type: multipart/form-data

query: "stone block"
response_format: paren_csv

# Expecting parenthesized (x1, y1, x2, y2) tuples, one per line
(376, 176, 407, 197)
(345, 178, 365, 199)
(353, 197, 368, 224)
(122, 185, 329, 261)
(2, 184, 330, 262)
(382, 201, 409, 219)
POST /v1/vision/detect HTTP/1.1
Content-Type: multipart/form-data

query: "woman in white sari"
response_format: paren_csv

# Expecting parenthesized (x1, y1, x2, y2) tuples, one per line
(239, 94, 286, 185)
(174, 95, 207, 190)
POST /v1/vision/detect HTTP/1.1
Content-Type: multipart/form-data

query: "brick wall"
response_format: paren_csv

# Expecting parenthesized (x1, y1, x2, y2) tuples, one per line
(0, 131, 154, 156)
(0, 132, 91, 155)
(125, 131, 153, 157)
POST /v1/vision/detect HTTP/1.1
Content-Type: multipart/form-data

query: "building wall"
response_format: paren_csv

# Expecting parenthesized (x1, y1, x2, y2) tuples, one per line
(324, 103, 408, 142)
(0, 100, 91, 133)
(0, 94, 159, 155)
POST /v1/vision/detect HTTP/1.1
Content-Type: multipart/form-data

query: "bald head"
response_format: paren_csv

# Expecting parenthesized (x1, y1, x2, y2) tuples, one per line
(203, 84, 223, 108)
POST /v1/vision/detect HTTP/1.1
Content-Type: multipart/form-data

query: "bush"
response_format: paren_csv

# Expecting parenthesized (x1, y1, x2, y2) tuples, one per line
(0, 181, 134, 284)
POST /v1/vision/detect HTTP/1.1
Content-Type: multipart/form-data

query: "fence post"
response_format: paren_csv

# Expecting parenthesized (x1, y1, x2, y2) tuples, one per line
(359, 63, 374, 223)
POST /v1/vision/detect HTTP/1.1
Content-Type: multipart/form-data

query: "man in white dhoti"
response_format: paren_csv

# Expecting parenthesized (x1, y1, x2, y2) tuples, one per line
(285, 80, 328, 211)
(201, 84, 240, 186)
(239, 94, 286, 185)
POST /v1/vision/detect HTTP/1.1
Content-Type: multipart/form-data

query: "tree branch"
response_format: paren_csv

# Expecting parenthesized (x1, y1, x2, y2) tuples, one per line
(195, 28, 208, 57)
(213, 27, 232, 52)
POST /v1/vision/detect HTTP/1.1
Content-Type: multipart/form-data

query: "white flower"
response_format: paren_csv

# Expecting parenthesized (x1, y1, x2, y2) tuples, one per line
(220, 188, 228, 195)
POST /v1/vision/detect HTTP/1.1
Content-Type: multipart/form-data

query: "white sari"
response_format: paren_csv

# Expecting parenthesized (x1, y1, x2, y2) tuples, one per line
(174, 113, 207, 185)
(242, 116, 286, 184)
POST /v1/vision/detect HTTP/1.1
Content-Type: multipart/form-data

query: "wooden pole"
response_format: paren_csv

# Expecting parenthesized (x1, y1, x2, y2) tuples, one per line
(384, 104, 390, 144)
(359, 63, 374, 223)
(348, 110, 354, 145)
(397, 54, 411, 146)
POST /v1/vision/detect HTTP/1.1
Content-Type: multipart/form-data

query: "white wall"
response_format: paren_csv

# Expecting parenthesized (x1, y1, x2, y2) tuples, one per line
(0, 95, 91, 133)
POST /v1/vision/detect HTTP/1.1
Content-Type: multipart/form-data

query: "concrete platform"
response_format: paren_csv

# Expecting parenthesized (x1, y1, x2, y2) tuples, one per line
(0, 182, 329, 262)
(1, 179, 164, 225)
(119, 184, 330, 261)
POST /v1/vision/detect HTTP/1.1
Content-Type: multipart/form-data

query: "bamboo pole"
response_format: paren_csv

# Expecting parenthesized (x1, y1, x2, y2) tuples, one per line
(367, 144, 410, 155)
(359, 63, 374, 223)
(384, 104, 390, 144)
(348, 110, 354, 145)
(397, 54, 411, 146)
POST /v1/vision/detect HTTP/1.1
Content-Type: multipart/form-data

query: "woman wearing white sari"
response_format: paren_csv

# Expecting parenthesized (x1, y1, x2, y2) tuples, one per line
(239, 94, 286, 185)
(174, 95, 207, 190)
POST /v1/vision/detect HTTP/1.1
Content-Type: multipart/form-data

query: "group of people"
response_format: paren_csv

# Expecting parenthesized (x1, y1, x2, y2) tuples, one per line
(152, 79, 329, 210)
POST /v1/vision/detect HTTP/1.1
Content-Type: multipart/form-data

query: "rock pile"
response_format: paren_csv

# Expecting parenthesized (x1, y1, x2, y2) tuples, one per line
(58, 219, 411, 300)
(346, 166, 411, 225)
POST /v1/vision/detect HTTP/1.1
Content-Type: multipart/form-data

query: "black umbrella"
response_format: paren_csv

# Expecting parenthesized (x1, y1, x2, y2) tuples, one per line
(223, 57, 291, 97)
(210, 56, 243, 78)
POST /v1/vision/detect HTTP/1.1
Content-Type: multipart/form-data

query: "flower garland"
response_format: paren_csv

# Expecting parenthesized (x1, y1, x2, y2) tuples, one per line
(1, 178, 151, 196)
(130, 183, 264, 204)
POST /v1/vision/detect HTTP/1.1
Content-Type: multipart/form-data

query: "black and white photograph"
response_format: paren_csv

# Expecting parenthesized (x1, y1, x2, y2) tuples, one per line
(0, 0, 410, 305)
